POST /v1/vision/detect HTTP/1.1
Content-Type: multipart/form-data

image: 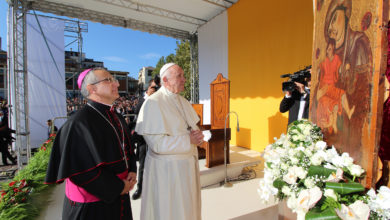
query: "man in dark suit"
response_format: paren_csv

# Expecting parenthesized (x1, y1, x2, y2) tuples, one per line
(0, 110, 16, 166)
(47, 119, 58, 139)
(131, 77, 159, 200)
(279, 77, 311, 126)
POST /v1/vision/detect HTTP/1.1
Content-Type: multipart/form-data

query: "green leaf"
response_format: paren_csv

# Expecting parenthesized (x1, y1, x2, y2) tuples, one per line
(308, 166, 336, 178)
(325, 182, 364, 195)
(273, 178, 286, 190)
(305, 207, 341, 220)
(321, 197, 340, 211)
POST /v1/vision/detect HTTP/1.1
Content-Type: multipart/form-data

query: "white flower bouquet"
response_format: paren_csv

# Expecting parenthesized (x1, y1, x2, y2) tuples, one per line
(258, 119, 390, 220)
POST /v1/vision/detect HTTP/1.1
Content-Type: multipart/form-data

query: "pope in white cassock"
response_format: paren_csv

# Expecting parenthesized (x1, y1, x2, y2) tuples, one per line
(135, 63, 204, 220)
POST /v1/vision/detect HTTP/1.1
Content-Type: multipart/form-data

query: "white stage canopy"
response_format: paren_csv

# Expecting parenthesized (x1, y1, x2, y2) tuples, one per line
(29, 0, 239, 40)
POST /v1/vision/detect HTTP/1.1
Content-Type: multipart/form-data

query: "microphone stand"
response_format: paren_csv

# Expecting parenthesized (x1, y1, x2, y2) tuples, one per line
(222, 111, 239, 187)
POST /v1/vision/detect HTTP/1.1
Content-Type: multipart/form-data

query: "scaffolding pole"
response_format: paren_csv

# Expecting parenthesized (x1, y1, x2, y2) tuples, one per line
(10, 0, 30, 169)
(189, 34, 199, 104)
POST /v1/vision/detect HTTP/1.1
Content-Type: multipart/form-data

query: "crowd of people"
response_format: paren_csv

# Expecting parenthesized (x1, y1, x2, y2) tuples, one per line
(66, 94, 139, 118)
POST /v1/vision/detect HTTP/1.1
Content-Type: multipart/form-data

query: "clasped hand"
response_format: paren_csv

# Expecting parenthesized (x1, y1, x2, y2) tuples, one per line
(121, 172, 137, 195)
(190, 130, 204, 146)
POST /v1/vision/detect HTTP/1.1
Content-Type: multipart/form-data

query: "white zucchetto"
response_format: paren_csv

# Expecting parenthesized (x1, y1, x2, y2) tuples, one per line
(159, 63, 176, 78)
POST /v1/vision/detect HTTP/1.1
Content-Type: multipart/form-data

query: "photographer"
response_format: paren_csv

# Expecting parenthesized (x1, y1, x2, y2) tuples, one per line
(279, 67, 311, 126)
(131, 76, 160, 200)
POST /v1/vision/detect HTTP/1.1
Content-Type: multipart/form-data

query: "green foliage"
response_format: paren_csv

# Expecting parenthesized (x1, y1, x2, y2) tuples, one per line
(307, 166, 336, 178)
(339, 193, 368, 206)
(0, 203, 39, 220)
(325, 182, 365, 195)
(174, 40, 192, 100)
(0, 135, 55, 220)
(305, 207, 341, 220)
(272, 178, 286, 190)
(153, 40, 194, 100)
(369, 211, 381, 220)
(152, 56, 166, 77)
(321, 197, 341, 211)
(166, 54, 175, 63)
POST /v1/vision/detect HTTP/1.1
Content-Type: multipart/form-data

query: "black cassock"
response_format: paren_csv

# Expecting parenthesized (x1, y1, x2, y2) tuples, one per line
(45, 100, 137, 220)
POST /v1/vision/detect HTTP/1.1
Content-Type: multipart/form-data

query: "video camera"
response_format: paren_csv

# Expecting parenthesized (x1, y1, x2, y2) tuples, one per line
(152, 75, 161, 91)
(280, 65, 311, 92)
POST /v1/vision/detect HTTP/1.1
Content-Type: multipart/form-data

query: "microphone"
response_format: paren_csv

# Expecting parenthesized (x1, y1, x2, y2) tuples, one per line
(223, 111, 239, 187)
(225, 111, 239, 132)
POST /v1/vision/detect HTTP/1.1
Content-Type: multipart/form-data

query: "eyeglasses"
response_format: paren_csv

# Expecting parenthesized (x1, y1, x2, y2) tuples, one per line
(91, 77, 118, 85)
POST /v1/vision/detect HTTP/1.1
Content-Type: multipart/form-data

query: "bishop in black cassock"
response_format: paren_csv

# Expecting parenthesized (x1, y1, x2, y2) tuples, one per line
(45, 68, 137, 220)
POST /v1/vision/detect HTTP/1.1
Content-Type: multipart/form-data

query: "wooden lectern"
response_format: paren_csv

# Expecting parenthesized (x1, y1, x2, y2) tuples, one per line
(193, 73, 231, 168)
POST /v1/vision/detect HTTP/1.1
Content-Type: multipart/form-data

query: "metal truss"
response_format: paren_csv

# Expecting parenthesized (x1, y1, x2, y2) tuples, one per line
(202, 0, 235, 9)
(63, 18, 88, 97)
(9, 0, 31, 168)
(64, 19, 88, 34)
(189, 34, 199, 104)
(95, 0, 207, 26)
(29, 0, 191, 39)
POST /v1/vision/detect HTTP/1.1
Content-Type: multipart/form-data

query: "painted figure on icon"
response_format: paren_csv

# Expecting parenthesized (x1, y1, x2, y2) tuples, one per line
(313, 0, 372, 159)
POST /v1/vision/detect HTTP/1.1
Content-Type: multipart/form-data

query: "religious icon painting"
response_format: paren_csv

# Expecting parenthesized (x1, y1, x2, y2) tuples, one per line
(310, 0, 387, 187)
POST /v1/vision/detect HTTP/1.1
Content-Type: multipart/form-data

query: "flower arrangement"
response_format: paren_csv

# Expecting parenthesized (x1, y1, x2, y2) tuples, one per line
(0, 179, 32, 209)
(258, 119, 390, 220)
(0, 134, 56, 220)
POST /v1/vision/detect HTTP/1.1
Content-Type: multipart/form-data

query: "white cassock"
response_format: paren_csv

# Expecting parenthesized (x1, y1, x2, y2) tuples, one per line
(135, 86, 201, 220)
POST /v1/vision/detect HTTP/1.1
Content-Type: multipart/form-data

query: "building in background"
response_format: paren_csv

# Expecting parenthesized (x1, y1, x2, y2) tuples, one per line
(138, 66, 154, 95)
(110, 70, 130, 96)
(0, 39, 139, 100)
(0, 38, 6, 100)
(127, 76, 138, 96)
(65, 50, 104, 98)
(64, 50, 138, 97)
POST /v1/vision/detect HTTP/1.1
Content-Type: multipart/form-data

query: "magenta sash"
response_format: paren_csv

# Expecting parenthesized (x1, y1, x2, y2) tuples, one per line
(65, 170, 128, 203)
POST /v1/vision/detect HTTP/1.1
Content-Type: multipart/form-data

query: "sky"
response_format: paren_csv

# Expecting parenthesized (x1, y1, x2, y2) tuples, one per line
(0, 0, 178, 79)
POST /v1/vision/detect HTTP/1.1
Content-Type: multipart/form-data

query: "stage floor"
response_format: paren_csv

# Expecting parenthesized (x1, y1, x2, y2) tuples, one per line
(39, 146, 279, 220)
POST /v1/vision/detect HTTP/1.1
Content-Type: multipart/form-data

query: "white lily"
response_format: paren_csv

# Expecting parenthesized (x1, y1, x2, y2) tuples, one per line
(341, 152, 354, 167)
(335, 200, 370, 220)
(303, 126, 311, 136)
(325, 168, 344, 182)
(315, 140, 327, 151)
(304, 178, 315, 188)
(326, 147, 339, 163)
(283, 166, 308, 184)
(310, 151, 326, 166)
(324, 189, 338, 201)
(348, 164, 364, 177)
(292, 187, 323, 220)
(283, 168, 298, 184)
(257, 179, 278, 203)
(377, 186, 390, 209)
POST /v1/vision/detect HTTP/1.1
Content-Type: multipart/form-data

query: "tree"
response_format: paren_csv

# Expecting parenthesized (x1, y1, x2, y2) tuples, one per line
(174, 41, 191, 100)
(152, 53, 175, 78)
(152, 56, 166, 77)
(166, 54, 175, 63)
(152, 40, 193, 100)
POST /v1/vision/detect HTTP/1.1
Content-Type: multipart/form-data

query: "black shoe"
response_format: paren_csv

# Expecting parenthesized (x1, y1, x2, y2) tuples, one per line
(132, 188, 142, 200)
